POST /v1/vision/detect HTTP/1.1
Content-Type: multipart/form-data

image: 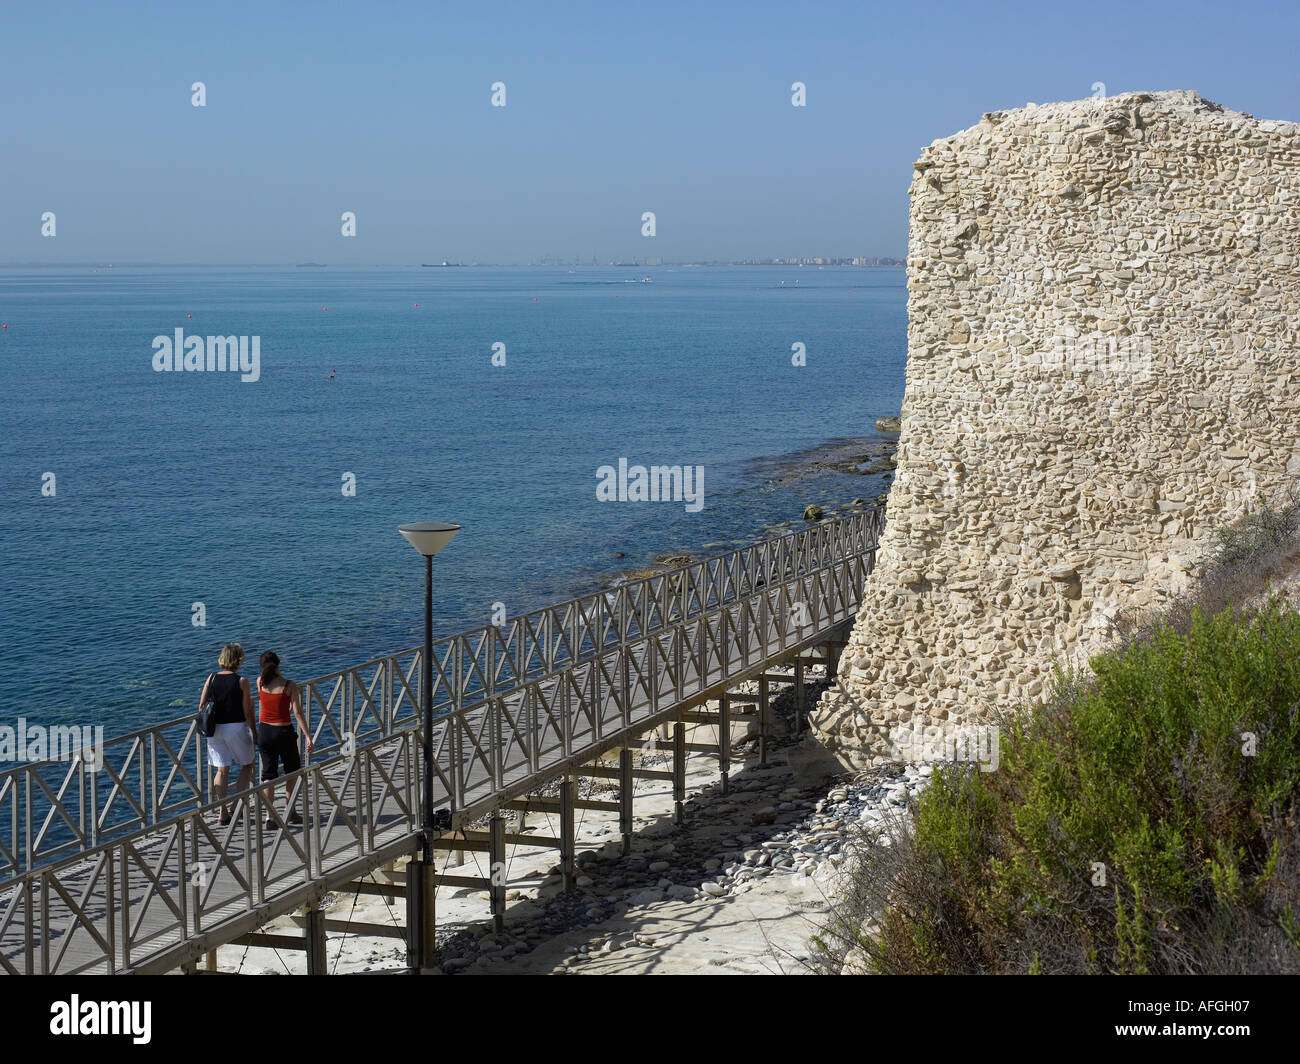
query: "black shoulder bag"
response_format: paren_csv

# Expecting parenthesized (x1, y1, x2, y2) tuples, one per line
(198, 673, 219, 737)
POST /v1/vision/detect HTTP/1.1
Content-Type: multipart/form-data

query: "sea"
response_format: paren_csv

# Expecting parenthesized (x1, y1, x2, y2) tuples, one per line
(0, 265, 906, 737)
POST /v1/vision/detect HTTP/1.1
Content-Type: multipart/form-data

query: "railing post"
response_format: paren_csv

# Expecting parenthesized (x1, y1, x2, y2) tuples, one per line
(491, 697, 504, 789)
(694, 610, 705, 693)
(149, 733, 158, 833)
(344, 670, 355, 747)
(452, 644, 465, 809)
(529, 688, 539, 773)
(562, 675, 573, 756)
(383, 655, 393, 734)
(621, 645, 631, 729)
(674, 627, 684, 702)
(36, 871, 51, 974)
(649, 637, 659, 715)
(24, 775, 32, 873)
(121, 841, 134, 970)
(86, 755, 99, 850)
(363, 746, 376, 852)
(306, 770, 320, 877)
(104, 848, 116, 974)
(593, 649, 604, 740)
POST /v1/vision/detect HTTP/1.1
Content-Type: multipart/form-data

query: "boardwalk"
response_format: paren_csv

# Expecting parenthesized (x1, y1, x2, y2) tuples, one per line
(0, 508, 883, 974)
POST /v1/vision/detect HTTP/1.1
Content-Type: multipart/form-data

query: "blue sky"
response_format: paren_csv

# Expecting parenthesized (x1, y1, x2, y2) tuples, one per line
(2, 0, 1297, 264)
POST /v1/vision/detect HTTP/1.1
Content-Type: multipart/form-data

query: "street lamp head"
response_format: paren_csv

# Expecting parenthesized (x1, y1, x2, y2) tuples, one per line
(398, 522, 461, 557)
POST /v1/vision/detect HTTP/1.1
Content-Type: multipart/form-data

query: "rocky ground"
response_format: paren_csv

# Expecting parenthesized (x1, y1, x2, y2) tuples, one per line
(215, 668, 929, 976)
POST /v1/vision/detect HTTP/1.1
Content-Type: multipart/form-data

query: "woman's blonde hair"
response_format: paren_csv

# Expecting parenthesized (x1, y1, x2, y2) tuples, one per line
(217, 643, 245, 670)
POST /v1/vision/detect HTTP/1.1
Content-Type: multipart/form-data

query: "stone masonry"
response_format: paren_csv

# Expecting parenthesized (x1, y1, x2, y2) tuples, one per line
(811, 91, 1300, 770)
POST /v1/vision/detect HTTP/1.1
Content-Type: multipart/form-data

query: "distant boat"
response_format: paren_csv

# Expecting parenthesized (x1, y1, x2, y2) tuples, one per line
(641, 277, 652, 283)
(422, 262, 466, 267)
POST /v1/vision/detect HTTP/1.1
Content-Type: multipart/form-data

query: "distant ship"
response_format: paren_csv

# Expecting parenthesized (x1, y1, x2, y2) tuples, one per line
(422, 261, 466, 267)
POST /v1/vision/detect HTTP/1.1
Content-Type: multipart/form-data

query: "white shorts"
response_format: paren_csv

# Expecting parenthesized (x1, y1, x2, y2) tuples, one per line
(208, 721, 256, 768)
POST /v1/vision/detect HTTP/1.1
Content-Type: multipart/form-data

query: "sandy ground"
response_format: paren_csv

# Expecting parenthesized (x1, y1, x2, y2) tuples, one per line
(211, 686, 855, 976)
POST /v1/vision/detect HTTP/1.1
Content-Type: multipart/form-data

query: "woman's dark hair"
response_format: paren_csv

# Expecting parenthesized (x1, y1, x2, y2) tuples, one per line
(259, 651, 281, 688)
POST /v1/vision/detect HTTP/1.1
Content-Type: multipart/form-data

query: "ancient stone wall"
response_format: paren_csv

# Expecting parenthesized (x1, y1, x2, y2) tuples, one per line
(812, 91, 1300, 770)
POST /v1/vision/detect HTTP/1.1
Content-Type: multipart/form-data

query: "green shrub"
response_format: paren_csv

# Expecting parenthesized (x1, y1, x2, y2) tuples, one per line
(824, 600, 1300, 974)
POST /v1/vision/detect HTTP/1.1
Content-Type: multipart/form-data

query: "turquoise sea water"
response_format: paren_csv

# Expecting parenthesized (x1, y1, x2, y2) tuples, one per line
(0, 266, 905, 735)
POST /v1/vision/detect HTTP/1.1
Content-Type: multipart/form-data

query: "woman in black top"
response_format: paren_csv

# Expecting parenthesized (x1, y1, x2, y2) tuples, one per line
(198, 643, 257, 826)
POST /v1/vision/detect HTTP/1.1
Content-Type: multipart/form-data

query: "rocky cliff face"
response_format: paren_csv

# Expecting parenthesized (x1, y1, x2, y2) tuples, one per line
(812, 91, 1300, 770)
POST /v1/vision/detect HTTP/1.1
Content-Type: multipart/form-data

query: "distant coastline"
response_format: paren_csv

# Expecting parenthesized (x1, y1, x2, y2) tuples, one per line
(0, 259, 905, 270)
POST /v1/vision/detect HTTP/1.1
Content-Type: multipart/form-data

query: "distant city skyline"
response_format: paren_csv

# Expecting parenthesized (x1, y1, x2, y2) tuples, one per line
(2, 1, 1297, 265)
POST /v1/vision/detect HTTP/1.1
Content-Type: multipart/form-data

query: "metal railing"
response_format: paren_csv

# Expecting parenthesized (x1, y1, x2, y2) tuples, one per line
(0, 506, 883, 973)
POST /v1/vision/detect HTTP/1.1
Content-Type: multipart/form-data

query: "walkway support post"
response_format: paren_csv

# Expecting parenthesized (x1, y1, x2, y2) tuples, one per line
(619, 748, 634, 856)
(828, 641, 844, 682)
(304, 904, 328, 975)
(672, 721, 686, 825)
(794, 658, 804, 735)
(759, 675, 770, 766)
(489, 813, 506, 933)
(405, 858, 436, 973)
(719, 694, 731, 795)
(560, 774, 577, 892)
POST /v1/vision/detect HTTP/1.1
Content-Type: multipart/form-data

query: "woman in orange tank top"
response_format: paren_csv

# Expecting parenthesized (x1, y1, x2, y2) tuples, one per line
(256, 651, 314, 829)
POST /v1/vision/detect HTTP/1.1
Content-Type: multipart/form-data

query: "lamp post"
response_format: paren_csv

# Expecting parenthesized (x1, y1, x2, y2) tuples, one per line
(397, 520, 459, 972)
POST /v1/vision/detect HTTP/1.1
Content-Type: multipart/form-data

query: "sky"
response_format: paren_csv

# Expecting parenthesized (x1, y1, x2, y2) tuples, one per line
(2, 0, 1298, 265)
